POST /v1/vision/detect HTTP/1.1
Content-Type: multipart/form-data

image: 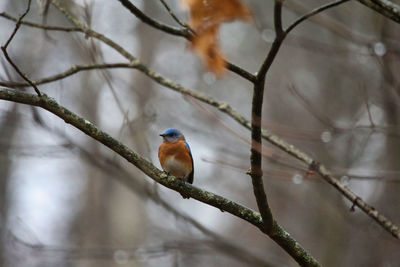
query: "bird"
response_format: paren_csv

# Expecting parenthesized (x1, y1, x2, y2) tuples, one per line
(158, 128, 194, 198)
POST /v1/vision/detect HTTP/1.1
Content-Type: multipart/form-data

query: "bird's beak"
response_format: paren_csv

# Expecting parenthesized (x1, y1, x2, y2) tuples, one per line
(159, 134, 165, 137)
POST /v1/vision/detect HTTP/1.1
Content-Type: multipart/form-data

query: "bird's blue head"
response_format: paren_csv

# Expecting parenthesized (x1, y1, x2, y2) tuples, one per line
(160, 128, 184, 142)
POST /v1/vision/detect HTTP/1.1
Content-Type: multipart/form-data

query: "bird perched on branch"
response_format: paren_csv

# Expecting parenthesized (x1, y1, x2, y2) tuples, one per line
(158, 128, 194, 198)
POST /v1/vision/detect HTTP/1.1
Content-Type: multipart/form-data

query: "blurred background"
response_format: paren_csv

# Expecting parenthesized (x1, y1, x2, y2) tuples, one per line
(0, 0, 399, 266)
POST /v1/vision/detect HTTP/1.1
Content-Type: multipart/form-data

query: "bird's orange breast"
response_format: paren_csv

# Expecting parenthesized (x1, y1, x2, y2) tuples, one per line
(158, 139, 193, 178)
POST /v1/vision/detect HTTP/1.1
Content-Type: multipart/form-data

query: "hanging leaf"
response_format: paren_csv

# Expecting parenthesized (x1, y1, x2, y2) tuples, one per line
(182, 0, 251, 76)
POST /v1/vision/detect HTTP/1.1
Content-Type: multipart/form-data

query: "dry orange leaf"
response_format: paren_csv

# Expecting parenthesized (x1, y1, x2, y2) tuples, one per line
(182, 0, 251, 76)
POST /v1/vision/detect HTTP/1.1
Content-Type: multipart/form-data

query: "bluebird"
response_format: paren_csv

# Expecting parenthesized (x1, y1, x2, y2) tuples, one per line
(158, 128, 194, 198)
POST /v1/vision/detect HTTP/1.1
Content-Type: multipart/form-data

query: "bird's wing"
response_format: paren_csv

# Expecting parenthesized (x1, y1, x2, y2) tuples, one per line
(184, 141, 194, 184)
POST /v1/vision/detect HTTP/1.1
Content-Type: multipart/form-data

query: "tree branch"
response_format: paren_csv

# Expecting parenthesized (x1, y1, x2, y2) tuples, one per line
(357, 0, 400, 24)
(248, 0, 285, 237)
(274, 0, 284, 36)
(0, 12, 81, 32)
(285, 1, 372, 45)
(250, 75, 274, 233)
(158, 0, 195, 33)
(0, 87, 320, 266)
(285, 0, 351, 35)
(1, 0, 41, 96)
(116, 0, 189, 37)
(0, 63, 138, 87)
(50, 0, 136, 62)
(257, 1, 286, 80)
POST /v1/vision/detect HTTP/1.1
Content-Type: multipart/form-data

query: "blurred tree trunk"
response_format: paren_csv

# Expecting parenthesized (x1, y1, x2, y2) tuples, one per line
(127, 0, 159, 155)
(0, 105, 19, 266)
(372, 18, 400, 265)
(70, 69, 110, 267)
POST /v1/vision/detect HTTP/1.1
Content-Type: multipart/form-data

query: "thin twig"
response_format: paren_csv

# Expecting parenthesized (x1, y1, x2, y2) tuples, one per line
(116, 0, 189, 37)
(0, 12, 82, 32)
(2, 2, 31, 49)
(284, 1, 372, 45)
(249, 75, 274, 232)
(51, 0, 136, 62)
(248, 3, 286, 236)
(257, 3, 286, 80)
(259, 0, 352, 79)
(274, 0, 284, 36)
(288, 84, 336, 128)
(0, 63, 137, 88)
(1, 0, 41, 96)
(248, 0, 285, 238)
(158, 0, 195, 34)
(360, 84, 375, 127)
(285, 0, 351, 35)
(357, 0, 400, 24)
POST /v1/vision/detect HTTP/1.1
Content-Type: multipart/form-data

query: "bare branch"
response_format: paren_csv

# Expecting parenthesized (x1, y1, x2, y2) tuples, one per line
(2, 1, 31, 49)
(0, 12, 81, 32)
(257, 0, 288, 80)
(250, 76, 274, 232)
(246, 0, 286, 239)
(274, 0, 284, 36)
(1, 0, 41, 96)
(360, 84, 376, 127)
(116, 0, 189, 37)
(285, 0, 351, 35)
(284, 1, 372, 45)
(0, 63, 138, 87)
(259, 0, 351, 79)
(357, 0, 400, 24)
(51, 0, 136, 62)
(248, 0, 286, 237)
(158, 0, 195, 33)
(288, 84, 336, 127)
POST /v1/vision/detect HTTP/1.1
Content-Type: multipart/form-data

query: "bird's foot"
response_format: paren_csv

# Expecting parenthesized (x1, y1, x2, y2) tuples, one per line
(177, 179, 190, 199)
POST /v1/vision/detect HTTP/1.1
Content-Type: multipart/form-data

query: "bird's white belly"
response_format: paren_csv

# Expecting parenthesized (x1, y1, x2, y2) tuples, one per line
(164, 156, 190, 178)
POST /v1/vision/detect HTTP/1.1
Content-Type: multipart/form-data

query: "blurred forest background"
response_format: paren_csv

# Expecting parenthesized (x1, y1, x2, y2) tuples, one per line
(0, 0, 400, 266)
